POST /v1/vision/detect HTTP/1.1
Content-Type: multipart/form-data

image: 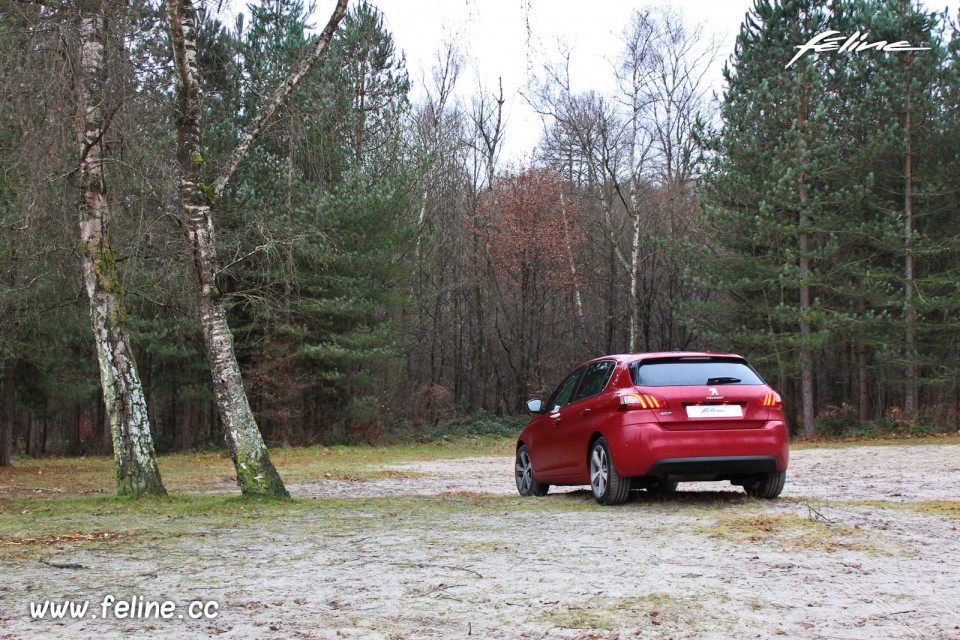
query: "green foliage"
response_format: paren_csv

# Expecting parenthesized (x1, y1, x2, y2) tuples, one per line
(394, 411, 526, 444)
(205, 0, 416, 443)
(691, 0, 960, 424)
(814, 402, 952, 440)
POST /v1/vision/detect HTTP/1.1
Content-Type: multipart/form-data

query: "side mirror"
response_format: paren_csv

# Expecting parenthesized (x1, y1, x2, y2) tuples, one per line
(526, 399, 544, 414)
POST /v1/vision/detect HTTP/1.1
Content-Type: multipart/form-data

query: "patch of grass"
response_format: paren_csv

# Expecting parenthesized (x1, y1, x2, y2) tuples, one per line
(840, 499, 960, 518)
(792, 434, 960, 450)
(0, 491, 603, 558)
(0, 436, 515, 498)
(267, 438, 513, 484)
(696, 511, 896, 555)
(539, 593, 717, 633)
(897, 500, 960, 517)
(0, 495, 315, 563)
(0, 494, 314, 542)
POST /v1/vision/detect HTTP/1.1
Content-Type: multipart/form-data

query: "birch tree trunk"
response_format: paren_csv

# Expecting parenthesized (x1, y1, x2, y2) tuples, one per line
(76, 3, 166, 496)
(628, 215, 643, 352)
(166, 0, 347, 496)
(558, 194, 585, 336)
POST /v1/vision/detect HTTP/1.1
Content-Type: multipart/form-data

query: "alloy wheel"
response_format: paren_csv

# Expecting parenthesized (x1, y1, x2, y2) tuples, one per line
(590, 444, 608, 498)
(516, 448, 534, 495)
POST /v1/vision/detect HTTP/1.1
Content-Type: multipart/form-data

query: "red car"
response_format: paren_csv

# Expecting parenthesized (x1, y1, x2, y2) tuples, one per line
(515, 352, 788, 505)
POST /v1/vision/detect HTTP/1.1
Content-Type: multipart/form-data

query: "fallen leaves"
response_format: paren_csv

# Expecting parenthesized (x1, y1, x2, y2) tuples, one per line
(1, 531, 119, 546)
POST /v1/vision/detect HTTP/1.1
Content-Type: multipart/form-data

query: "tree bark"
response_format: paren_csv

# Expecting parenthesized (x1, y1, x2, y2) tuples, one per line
(558, 194, 586, 338)
(628, 215, 643, 353)
(75, 2, 165, 495)
(0, 357, 14, 466)
(27, 415, 38, 458)
(166, 0, 347, 496)
(903, 85, 917, 418)
(797, 71, 816, 438)
(798, 229, 815, 437)
(858, 343, 871, 421)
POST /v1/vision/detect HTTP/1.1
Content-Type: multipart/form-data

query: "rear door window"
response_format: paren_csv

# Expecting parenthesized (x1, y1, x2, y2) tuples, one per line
(571, 360, 616, 403)
(630, 357, 764, 386)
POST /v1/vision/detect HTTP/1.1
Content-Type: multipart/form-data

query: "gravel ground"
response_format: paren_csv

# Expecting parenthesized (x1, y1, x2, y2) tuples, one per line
(3, 444, 960, 639)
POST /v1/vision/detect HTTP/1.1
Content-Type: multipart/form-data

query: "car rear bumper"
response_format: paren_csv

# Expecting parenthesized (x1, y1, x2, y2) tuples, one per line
(645, 455, 778, 481)
(609, 420, 789, 478)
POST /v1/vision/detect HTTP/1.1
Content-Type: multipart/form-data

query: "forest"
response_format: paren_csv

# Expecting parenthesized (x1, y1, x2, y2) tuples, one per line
(1, 0, 959, 495)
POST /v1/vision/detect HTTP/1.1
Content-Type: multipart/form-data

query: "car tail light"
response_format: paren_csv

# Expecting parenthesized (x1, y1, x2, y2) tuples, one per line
(760, 392, 782, 407)
(620, 393, 668, 410)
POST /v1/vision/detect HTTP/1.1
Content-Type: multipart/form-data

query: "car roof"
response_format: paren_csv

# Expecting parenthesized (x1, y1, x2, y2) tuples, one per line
(585, 352, 746, 365)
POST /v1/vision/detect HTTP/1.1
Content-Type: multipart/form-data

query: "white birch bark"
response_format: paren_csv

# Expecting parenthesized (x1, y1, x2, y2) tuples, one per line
(76, 3, 166, 496)
(166, 0, 347, 496)
(558, 194, 585, 333)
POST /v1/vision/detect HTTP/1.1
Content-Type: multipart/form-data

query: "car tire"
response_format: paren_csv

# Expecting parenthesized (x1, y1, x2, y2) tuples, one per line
(589, 437, 631, 505)
(744, 470, 786, 499)
(515, 445, 549, 497)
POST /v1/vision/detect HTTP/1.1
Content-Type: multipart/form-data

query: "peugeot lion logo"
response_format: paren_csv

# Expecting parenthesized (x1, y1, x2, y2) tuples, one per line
(708, 387, 719, 397)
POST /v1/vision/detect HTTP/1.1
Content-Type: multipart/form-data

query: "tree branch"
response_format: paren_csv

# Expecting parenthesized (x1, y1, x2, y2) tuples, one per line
(213, 0, 349, 198)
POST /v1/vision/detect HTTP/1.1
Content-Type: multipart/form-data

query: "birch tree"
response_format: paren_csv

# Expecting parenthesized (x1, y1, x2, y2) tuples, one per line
(166, 0, 347, 496)
(74, 0, 165, 495)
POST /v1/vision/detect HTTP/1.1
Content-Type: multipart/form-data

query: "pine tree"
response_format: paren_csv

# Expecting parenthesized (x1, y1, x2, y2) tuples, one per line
(692, 0, 837, 435)
(222, 0, 415, 442)
(693, 0, 960, 432)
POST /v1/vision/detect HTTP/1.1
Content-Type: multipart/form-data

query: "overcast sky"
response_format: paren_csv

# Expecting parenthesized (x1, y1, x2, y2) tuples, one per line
(274, 0, 958, 162)
(372, 0, 753, 162)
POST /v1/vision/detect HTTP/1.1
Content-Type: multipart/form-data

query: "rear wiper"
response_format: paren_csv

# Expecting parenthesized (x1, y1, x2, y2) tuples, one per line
(707, 377, 741, 384)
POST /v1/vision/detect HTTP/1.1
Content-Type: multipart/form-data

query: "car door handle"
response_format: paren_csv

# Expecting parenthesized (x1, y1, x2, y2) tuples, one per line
(580, 408, 591, 416)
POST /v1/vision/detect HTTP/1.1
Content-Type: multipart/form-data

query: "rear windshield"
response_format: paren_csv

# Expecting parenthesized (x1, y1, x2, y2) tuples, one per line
(630, 357, 765, 387)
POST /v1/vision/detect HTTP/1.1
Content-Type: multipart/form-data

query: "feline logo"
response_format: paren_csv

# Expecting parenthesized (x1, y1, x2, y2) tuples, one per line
(786, 30, 930, 69)
(708, 388, 720, 397)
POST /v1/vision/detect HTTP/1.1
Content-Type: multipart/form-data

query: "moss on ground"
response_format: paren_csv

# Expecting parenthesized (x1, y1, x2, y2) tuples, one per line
(696, 510, 900, 556)
(538, 592, 722, 635)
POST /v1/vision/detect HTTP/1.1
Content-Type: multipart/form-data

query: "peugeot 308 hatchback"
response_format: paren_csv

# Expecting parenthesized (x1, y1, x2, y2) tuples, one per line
(515, 353, 789, 505)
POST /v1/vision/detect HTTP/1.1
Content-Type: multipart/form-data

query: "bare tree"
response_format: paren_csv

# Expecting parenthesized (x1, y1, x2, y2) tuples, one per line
(469, 77, 506, 192)
(166, 0, 348, 496)
(407, 41, 466, 398)
(531, 7, 718, 352)
(530, 49, 650, 351)
(74, 0, 165, 495)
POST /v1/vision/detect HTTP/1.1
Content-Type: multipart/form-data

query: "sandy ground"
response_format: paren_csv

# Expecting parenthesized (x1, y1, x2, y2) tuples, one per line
(3, 444, 960, 639)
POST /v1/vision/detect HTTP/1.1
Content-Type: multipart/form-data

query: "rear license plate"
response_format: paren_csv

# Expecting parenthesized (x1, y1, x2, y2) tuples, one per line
(685, 404, 743, 419)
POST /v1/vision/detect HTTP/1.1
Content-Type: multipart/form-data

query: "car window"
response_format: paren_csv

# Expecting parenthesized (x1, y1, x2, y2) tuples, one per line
(546, 367, 585, 411)
(571, 361, 616, 403)
(630, 357, 764, 386)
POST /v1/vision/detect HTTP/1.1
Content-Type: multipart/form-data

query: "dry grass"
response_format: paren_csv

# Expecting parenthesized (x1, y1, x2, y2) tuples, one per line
(0, 437, 515, 498)
(791, 434, 960, 450)
(696, 510, 900, 556)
